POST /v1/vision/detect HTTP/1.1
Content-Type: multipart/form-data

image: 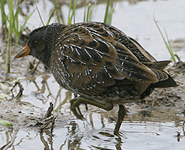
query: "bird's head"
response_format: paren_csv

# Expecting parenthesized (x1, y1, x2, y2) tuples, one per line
(15, 23, 66, 68)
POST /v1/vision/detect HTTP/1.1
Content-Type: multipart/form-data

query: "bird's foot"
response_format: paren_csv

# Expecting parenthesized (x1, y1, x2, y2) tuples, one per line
(70, 98, 88, 120)
(70, 97, 114, 120)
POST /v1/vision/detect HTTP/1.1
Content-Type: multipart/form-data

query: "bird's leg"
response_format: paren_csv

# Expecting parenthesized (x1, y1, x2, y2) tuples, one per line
(70, 97, 114, 120)
(114, 105, 126, 135)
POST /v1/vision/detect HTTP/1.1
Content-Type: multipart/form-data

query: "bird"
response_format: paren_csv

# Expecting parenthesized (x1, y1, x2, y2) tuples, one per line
(15, 22, 177, 135)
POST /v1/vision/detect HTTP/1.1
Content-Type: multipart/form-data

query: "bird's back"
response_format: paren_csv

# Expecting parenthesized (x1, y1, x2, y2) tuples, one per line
(49, 22, 177, 103)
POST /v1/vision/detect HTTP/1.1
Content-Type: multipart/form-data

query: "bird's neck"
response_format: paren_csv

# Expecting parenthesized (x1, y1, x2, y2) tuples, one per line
(38, 24, 67, 68)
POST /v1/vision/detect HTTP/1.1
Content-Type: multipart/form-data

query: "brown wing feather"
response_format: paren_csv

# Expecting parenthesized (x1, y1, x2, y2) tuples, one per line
(52, 22, 160, 96)
(128, 37, 157, 62)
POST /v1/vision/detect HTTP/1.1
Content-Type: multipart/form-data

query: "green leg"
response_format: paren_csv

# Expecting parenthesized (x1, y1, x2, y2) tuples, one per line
(114, 105, 126, 135)
(70, 97, 114, 119)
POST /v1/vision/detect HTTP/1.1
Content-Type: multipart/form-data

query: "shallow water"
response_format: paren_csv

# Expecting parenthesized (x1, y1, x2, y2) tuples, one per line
(0, 0, 185, 149)
(0, 115, 184, 149)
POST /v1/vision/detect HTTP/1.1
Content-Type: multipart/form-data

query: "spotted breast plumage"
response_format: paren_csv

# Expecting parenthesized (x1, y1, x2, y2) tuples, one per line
(15, 22, 177, 135)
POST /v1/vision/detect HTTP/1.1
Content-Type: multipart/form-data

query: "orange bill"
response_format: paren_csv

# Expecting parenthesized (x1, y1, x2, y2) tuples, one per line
(14, 46, 30, 58)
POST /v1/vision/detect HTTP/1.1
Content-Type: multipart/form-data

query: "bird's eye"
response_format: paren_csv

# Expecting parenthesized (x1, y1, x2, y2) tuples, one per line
(33, 41, 38, 46)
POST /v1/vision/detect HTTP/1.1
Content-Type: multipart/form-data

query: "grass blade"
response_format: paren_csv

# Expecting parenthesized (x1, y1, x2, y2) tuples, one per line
(0, 119, 13, 126)
(67, 0, 78, 25)
(153, 15, 178, 62)
(20, 9, 35, 32)
(67, 0, 73, 25)
(84, 3, 96, 22)
(6, 0, 14, 73)
(104, 0, 117, 25)
(88, 3, 95, 22)
(35, 3, 45, 26)
(83, 2, 87, 22)
(72, 0, 78, 24)
(104, 0, 110, 24)
(164, 28, 176, 62)
(0, 0, 8, 40)
(46, 9, 55, 25)
(53, 0, 60, 23)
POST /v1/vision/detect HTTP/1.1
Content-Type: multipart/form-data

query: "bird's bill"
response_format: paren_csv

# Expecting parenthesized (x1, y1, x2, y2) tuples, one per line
(14, 46, 30, 58)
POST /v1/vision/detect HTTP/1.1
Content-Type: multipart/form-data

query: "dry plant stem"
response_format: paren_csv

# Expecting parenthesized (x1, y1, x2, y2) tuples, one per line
(51, 116, 55, 133)
(40, 132, 50, 150)
(6, 43, 11, 73)
(30, 60, 40, 74)
(11, 81, 24, 99)
(40, 102, 55, 132)
(40, 116, 55, 131)
(44, 102, 54, 119)
(0, 127, 19, 150)
(0, 51, 7, 57)
(177, 132, 180, 142)
(53, 88, 62, 108)
(55, 90, 72, 112)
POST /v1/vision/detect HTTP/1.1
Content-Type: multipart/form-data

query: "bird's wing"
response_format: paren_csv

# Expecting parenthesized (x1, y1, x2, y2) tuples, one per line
(53, 23, 158, 95)
(100, 23, 157, 63)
